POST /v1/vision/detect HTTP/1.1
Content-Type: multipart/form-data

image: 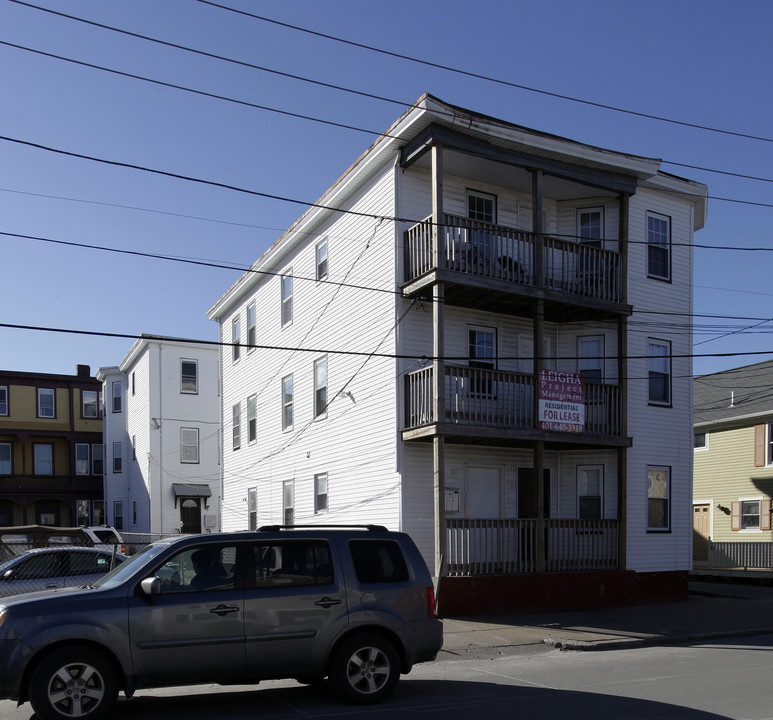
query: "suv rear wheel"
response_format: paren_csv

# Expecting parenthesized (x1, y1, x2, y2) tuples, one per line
(329, 633, 399, 704)
(29, 646, 118, 720)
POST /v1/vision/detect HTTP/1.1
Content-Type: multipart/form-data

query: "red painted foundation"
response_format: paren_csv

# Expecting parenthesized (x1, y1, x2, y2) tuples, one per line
(436, 570, 688, 617)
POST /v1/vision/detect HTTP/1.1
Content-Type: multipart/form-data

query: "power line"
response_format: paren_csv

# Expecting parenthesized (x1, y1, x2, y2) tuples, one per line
(196, 0, 773, 146)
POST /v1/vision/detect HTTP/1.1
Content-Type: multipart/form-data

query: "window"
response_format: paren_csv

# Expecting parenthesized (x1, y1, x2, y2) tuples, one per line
(647, 466, 670, 531)
(232, 315, 241, 362)
(742, 500, 761, 530)
(252, 540, 333, 587)
(248, 487, 257, 531)
(247, 302, 256, 351)
(467, 190, 496, 223)
(732, 498, 771, 532)
(694, 432, 708, 450)
(154, 544, 237, 593)
(578, 336, 604, 383)
(315, 473, 328, 514)
(92, 444, 104, 475)
(647, 212, 671, 281)
(0, 443, 11, 474)
(648, 339, 671, 405)
(93, 500, 105, 526)
(314, 356, 328, 418)
(82, 390, 98, 418)
(38, 388, 55, 418)
(0, 386, 7, 416)
(75, 444, 90, 475)
(232, 403, 241, 451)
(113, 442, 122, 473)
(112, 381, 122, 413)
(181, 359, 198, 394)
(282, 375, 294, 430)
(578, 466, 603, 519)
(577, 207, 604, 248)
(131, 372, 136, 396)
(181, 428, 200, 464)
(114, 501, 124, 531)
(281, 271, 293, 326)
(467, 190, 496, 266)
(132, 435, 136, 461)
(247, 394, 257, 444)
(283, 481, 294, 526)
(316, 238, 328, 280)
(34, 444, 53, 476)
(77, 500, 91, 527)
(468, 326, 496, 395)
(349, 540, 409, 584)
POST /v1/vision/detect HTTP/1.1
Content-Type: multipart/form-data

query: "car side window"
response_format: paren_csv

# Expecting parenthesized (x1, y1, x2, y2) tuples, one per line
(13, 553, 62, 580)
(349, 540, 409, 584)
(68, 551, 113, 576)
(152, 544, 237, 593)
(252, 540, 333, 588)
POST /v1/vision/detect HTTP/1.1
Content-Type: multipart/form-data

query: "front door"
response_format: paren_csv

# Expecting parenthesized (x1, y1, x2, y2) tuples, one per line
(693, 504, 711, 562)
(180, 498, 201, 534)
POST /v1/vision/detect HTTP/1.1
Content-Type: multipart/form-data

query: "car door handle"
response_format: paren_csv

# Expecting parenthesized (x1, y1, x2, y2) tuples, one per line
(209, 604, 240, 617)
(315, 597, 342, 608)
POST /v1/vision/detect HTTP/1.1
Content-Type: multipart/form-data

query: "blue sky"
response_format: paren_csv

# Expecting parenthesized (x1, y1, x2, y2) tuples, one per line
(1, 0, 771, 379)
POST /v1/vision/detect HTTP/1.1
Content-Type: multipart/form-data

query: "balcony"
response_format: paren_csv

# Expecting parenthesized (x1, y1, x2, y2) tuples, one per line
(404, 214, 628, 316)
(404, 364, 625, 444)
(445, 518, 620, 575)
(0, 474, 102, 493)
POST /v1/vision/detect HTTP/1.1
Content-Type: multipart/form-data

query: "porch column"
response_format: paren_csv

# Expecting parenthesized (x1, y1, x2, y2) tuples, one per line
(532, 169, 543, 289)
(617, 192, 630, 569)
(432, 143, 446, 576)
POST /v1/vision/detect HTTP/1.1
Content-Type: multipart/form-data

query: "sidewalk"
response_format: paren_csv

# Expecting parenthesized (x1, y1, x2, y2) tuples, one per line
(439, 579, 773, 659)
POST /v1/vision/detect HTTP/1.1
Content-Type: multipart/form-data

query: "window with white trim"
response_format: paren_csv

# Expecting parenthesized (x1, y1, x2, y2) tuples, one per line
(232, 315, 241, 362)
(247, 302, 256, 351)
(82, 390, 98, 418)
(248, 487, 257, 530)
(114, 501, 124, 531)
(181, 359, 198, 394)
(578, 466, 603, 519)
(694, 432, 708, 451)
(578, 336, 604, 383)
(282, 375, 294, 430)
(468, 325, 496, 396)
(314, 357, 327, 418)
(283, 481, 294, 526)
(247, 394, 257, 444)
(75, 443, 90, 475)
(731, 497, 771, 532)
(0, 386, 7, 416)
(232, 403, 241, 451)
(0, 443, 11, 474)
(648, 339, 671, 405)
(577, 207, 604, 248)
(647, 212, 671, 281)
(92, 444, 104, 475)
(181, 428, 200, 464)
(315, 473, 328, 514)
(112, 381, 122, 413)
(112, 442, 122, 473)
(34, 443, 53, 476)
(647, 466, 670, 531)
(281, 271, 293, 327)
(38, 388, 55, 418)
(316, 238, 328, 280)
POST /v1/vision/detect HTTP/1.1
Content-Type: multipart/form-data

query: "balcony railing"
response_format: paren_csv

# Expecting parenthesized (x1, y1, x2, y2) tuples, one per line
(445, 518, 620, 576)
(405, 364, 623, 436)
(0, 475, 102, 491)
(405, 214, 624, 304)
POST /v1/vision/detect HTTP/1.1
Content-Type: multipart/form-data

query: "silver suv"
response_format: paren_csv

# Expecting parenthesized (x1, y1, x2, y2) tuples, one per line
(0, 525, 443, 719)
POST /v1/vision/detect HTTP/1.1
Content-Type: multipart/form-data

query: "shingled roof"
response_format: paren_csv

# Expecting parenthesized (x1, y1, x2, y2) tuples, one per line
(694, 360, 773, 429)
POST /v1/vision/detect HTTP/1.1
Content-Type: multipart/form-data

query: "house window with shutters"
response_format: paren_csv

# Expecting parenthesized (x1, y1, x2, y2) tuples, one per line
(181, 428, 199, 464)
(753, 424, 773, 466)
(731, 498, 771, 532)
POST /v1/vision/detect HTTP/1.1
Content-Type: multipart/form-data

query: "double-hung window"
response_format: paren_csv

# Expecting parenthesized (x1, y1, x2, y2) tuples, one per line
(282, 375, 294, 430)
(38, 388, 55, 418)
(112, 381, 122, 413)
(647, 212, 671, 281)
(247, 302, 257, 352)
(0, 386, 7, 416)
(647, 466, 670, 531)
(181, 359, 198, 394)
(82, 390, 98, 418)
(112, 442, 122, 473)
(468, 326, 496, 396)
(75, 444, 90, 475)
(181, 428, 200, 464)
(232, 403, 241, 451)
(316, 238, 328, 280)
(248, 487, 257, 530)
(232, 315, 241, 362)
(577, 208, 604, 248)
(647, 339, 671, 405)
(578, 336, 604, 383)
(281, 271, 293, 327)
(247, 394, 257, 444)
(283, 481, 295, 525)
(34, 444, 53, 476)
(578, 466, 603, 519)
(315, 473, 328, 513)
(0, 443, 11, 474)
(467, 190, 496, 266)
(92, 444, 104, 475)
(314, 357, 328, 418)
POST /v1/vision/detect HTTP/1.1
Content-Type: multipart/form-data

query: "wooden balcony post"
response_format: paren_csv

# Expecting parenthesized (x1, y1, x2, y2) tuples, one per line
(432, 143, 444, 270)
(532, 169, 543, 289)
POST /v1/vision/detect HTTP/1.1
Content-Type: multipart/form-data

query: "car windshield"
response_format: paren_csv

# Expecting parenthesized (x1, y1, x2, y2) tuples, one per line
(91, 544, 168, 589)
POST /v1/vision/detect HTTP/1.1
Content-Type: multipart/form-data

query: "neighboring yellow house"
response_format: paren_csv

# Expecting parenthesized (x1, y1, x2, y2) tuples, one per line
(693, 361, 773, 566)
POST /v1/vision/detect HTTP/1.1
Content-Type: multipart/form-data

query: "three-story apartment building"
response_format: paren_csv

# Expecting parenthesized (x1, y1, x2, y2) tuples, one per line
(207, 95, 707, 613)
(0, 365, 104, 527)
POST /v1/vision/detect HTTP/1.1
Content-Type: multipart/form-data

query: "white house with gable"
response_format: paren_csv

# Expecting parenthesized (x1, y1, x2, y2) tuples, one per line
(207, 95, 707, 614)
(98, 336, 221, 536)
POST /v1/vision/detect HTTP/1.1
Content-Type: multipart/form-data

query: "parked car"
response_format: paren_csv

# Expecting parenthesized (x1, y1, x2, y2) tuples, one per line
(0, 525, 443, 720)
(79, 526, 126, 555)
(0, 525, 126, 562)
(0, 547, 126, 597)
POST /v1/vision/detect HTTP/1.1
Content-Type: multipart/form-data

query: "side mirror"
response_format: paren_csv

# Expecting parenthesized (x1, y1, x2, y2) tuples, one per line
(140, 577, 163, 596)
(2, 569, 13, 581)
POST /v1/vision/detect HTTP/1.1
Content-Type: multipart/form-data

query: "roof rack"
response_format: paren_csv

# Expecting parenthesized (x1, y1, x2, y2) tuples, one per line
(257, 524, 388, 532)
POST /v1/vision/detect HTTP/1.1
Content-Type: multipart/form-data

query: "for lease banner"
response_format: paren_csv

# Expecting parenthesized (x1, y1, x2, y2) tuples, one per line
(538, 369, 585, 432)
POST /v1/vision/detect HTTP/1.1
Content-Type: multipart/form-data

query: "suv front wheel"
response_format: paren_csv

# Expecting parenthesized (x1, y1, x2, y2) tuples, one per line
(29, 646, 118, 720)
(329, 633, 399, 704)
